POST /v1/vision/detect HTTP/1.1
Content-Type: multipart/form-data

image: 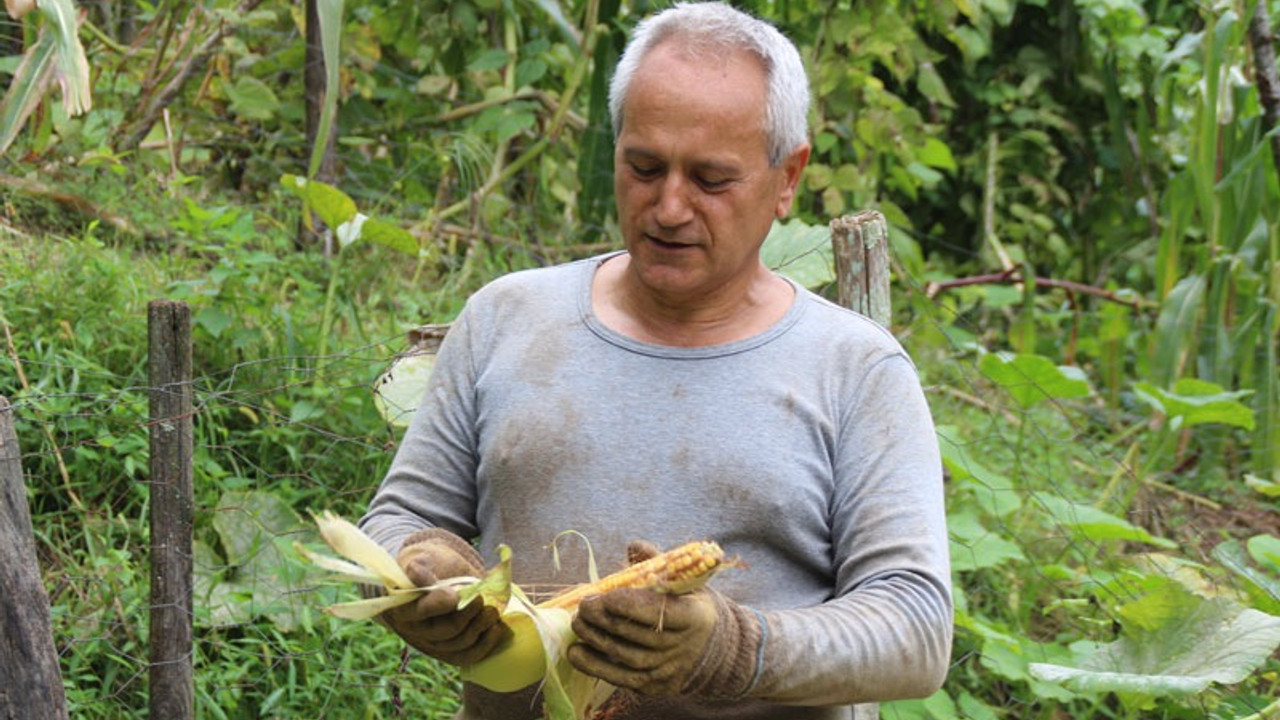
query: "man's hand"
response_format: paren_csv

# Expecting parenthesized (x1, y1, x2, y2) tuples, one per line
(566, 540, 762, 698)
(380, 529, 509, 666)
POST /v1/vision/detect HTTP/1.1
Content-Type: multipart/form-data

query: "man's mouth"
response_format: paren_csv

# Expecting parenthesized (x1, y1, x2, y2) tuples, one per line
(644, 234, 694, 250)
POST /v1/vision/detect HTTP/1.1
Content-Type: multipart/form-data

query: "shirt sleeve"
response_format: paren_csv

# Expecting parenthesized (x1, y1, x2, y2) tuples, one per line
(748, 354, 953, 704)
(359, 304, 483, 555)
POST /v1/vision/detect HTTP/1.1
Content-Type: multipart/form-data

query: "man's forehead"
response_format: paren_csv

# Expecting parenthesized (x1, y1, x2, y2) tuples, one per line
(620, 146, 749, 172)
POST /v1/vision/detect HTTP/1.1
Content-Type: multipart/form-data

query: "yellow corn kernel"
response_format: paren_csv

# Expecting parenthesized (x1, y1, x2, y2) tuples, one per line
(540, 540, 730, 610)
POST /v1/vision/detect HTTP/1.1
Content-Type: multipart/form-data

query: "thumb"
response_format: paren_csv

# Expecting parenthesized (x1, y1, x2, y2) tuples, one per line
(626, 540, 661, 565)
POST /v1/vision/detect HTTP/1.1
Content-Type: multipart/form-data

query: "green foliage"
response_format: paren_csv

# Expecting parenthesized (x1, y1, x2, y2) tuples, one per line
(1030, 581, 1280, 710)
(3, 0, 1279, 716)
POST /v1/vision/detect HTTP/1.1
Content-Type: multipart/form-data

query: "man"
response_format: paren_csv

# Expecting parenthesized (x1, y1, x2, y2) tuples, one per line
(359, 3, 952, 718)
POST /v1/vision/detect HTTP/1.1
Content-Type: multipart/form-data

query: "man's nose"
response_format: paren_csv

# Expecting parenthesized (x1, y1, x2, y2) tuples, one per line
(654, 174, 694, 229)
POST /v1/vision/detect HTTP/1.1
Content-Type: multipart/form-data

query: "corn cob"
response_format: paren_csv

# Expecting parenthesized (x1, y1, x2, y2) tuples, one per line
(540, 540, 731, 611)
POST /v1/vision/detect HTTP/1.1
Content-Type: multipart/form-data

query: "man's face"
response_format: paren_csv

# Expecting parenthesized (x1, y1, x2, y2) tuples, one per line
(613, 42, 808, 304)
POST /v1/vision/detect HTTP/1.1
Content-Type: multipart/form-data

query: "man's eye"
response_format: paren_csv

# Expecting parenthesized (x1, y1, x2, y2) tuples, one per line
(697, 176, 730, 190)
(631, 164, 661, 178)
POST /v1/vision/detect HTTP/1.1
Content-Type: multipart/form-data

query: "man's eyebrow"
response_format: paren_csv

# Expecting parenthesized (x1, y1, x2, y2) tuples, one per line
(620, 148, 742, 175)
(620, 147, 661, 163)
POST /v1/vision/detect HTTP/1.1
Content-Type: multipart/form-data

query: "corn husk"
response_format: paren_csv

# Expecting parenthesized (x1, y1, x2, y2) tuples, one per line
(296, 513, 740, 720)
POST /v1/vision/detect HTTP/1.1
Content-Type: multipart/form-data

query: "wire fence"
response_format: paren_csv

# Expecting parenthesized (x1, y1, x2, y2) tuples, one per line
(2, 237, 1278, 719)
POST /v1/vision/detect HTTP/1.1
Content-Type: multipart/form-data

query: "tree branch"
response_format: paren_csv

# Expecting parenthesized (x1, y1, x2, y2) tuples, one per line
(115, 0, 265, 152)
(1249, 0, 1280, 177)
(924, 267, 1153, 310)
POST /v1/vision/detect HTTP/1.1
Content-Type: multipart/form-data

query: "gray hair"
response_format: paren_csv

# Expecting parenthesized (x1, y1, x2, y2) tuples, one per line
(608, 2, 811, 167)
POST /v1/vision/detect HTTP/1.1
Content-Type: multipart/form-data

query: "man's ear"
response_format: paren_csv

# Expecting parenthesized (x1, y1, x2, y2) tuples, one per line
(774, 142, 811, 218)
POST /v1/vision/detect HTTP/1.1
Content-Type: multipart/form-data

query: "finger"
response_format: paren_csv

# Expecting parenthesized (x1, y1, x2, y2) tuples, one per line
(626, 540, 661, 565)
(383, 586, 467, 630)
(573, 603, 676, 670)
(451, 618, 512, 666)
(400, 555, 440, 588)
(576, 602, 681, 655)
(566, 640, 657, 691)
(592, 588, 703, 635)
(399, 544, 479, 583)
(414, 585, 464, 618)
(421, 604, 503, 651)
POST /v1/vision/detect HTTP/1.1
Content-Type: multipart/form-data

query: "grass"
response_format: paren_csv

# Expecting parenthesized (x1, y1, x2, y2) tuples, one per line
(3, 170, 1278, 718)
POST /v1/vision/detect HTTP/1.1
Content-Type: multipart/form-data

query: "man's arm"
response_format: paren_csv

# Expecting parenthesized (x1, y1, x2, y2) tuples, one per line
(359, 305, 482, 555)
(751, 353, 952, 703)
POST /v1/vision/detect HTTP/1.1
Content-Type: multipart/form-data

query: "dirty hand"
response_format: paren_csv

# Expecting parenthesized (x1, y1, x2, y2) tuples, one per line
(380, 528, 509, 666)
(567, 541, 761, 698)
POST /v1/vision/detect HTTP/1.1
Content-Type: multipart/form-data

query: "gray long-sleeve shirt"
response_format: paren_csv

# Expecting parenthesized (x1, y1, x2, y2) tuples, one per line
(360, 253, 952, 719)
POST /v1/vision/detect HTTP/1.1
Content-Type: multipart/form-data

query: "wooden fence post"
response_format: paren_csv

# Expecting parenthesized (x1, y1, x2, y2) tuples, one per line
(830, 210, 891, 326)
(0, 396, 70, 720)
(148, 301, 194, 720)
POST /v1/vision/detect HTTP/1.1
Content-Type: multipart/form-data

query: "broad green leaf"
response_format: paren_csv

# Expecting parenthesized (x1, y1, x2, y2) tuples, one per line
(207, 490, 310, 630)
(467, 48, 510, 72)
(1033, 494, 1176, 549)
(918, 137, 957, 172)
(832, 164, 860, 192)
(916, 62, 956, 107)
(497, 110, 536, 143)
(1132, 378, 1255, 430)
(937, 426, 1020, 517)
(948, 509, 1025, 571)
(955, 692, 1000, 720)
(882, 689, 957, 720)
(354, 217, 418, 255)
(979, 352, 1092, 409)
(225, 76, 280, 121)
(760, 218, 834, 289)
(194, 307, 234, 339)
(280, 175, 357, 230)
(1030, 592, 1280, 700)
(907, 162, 944, 186)
(1212, 540, 1280, 614)
(1249, 534, 1280, 575)
(1115, 579, 1203, 632)
(803, 163, 833, 191)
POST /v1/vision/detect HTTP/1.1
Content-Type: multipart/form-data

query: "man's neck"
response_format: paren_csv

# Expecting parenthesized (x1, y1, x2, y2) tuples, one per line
(591, 254, 794, 347)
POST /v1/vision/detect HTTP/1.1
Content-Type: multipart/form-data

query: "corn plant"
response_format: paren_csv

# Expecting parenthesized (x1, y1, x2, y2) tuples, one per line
(0, 0, 91, 156)
(1140, 4, 1279, 484)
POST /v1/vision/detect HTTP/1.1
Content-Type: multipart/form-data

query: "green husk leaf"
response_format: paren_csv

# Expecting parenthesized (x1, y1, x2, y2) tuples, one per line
(457, 543, 514, 610)
(311, 510, 415, 589)
(551, 530, 601, 583)
(41, 0, 92, 116)
(0, 27, 57, 157)
(293, 541, 383, 585)
(324, 590, 423, 619)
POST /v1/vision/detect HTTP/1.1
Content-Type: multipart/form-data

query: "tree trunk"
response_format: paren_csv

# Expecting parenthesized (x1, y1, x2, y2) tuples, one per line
(297, 0, 339, 252)
(0, 397, 70, 720)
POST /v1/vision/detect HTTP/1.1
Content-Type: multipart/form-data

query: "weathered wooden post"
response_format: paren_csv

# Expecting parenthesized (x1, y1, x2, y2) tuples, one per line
(0, 396, 70, 720)
(830, 210, 891, 326)
(148, 301, 194, 720)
